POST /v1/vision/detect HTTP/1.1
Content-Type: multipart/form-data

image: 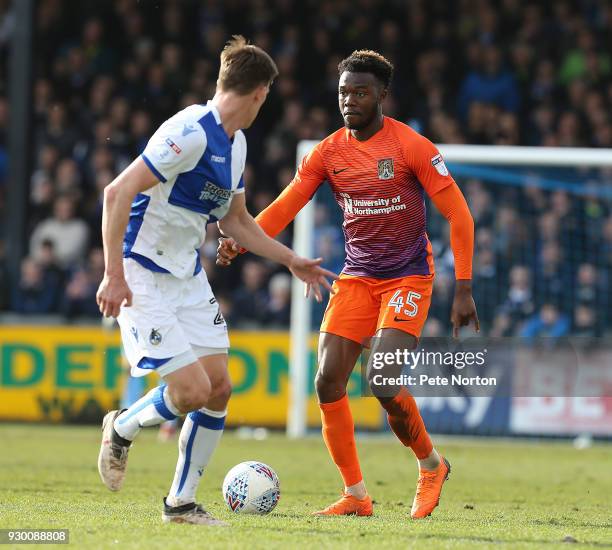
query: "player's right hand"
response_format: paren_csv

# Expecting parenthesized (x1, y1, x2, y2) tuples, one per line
(96, 274, 133, 318)
(288, 256, 338, 303)
(216, 237, 240, 266)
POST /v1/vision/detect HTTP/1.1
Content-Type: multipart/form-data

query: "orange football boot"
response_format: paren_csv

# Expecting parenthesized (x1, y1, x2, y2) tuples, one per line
(313, 493, 373, 516)
(410, 456, 451, 519)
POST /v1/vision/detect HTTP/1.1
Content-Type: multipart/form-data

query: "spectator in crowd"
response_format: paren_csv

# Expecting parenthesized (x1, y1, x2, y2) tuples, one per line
(494, 205, 527, 267)
(534, 242, 572, 309)
(10, 257, 59, 314)
(465, 181, 494, 228)
(36, 239, 65, 309)
(30, 195, 89, 269)
(62, 247, 105, 319)
(489, 311, 514, 338)
(264, 273, 291, 327)
(520, 303, 571, 341)
(498, 265, 535, 333)
(231, 260, 270, 327)
(472, 248, 498, 329)
(458, 46, 520, 121)
(574, 263, 599, 307)
(572, 303, 600, 340)
(313, 204, 344, 275)
(30, 144, 59, 223)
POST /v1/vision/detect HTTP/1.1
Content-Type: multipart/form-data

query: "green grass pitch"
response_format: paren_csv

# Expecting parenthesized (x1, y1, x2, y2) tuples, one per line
(1, 424, 611, 549)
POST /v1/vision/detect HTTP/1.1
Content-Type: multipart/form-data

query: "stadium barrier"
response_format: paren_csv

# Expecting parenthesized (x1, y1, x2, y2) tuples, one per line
(0, 326, 381, 428)
(1, 326, 611, 437)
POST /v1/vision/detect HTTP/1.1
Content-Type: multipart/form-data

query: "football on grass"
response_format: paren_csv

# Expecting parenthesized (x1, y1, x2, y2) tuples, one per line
(222, 461, 280, 514)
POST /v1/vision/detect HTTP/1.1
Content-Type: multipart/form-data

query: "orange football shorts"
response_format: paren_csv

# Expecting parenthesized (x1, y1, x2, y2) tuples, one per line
(320, 273, 434, 345)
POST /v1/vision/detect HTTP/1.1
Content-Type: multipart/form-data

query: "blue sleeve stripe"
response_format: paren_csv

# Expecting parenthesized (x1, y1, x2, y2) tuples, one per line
(188, 410, 226, 430)
(141, 154, 167, 183)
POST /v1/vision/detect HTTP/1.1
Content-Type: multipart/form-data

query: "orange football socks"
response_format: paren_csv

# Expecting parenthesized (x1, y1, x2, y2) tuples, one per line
(319, 394, 363, 487)
(382, 387, 433, 459)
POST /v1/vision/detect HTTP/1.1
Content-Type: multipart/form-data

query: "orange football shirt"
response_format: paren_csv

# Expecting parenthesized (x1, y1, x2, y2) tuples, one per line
(289, 116, 455, 278)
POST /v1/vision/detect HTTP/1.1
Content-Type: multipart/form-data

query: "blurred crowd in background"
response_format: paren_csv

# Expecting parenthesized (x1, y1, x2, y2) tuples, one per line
(0, 0, 610, 337)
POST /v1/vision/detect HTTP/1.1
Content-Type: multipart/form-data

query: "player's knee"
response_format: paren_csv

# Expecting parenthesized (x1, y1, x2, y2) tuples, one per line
(314, 369, 328, 395)
(210, 379, 232, 407)
(173, 379, 211, 413)
(315, 369, 343, 401)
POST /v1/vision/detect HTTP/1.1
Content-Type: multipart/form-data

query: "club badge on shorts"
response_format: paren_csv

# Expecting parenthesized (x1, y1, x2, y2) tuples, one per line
(431, 154, 449, 176)
(377, 158, 394, 180)
(149, 328, 162, 345)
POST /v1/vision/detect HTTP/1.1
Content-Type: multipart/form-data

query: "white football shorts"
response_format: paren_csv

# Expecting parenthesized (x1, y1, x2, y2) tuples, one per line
(117, 258, 229, 378)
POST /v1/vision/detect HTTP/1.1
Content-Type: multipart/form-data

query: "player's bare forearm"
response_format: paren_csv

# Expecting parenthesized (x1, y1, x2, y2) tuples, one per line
(101, 184, 132, 277)
(217, 186, 309, 263)
(451, 279, 480, 336)
(455, 279, 472, 294)
(219, 194, 338, 302)
(97, 158, 160, 317)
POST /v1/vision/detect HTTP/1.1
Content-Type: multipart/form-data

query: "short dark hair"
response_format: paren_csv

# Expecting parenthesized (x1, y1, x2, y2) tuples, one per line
(337, 50, 394, 88)
(218, 35, 279, 95)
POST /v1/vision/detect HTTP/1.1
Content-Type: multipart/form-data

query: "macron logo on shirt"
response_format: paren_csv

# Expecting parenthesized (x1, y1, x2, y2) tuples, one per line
(182, 124, 197, 136)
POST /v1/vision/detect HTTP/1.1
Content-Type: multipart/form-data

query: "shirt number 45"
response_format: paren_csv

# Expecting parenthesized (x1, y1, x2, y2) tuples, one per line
(388, 290, 421, 318)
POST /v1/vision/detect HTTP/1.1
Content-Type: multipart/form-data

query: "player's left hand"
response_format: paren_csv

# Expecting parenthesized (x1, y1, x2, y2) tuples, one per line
(216, 237, 240, 266)
(288, 256, 338, 303)
(450, 280, 480, 338)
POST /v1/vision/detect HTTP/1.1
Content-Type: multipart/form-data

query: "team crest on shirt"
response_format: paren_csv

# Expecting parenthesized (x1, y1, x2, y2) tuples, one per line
(377, 158, 394, 180)
(431, 154, 449, 176)
(149, 328, 162, 345)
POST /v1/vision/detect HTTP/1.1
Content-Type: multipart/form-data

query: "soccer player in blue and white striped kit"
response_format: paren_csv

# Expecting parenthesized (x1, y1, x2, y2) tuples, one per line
(96, 36, 336, 525)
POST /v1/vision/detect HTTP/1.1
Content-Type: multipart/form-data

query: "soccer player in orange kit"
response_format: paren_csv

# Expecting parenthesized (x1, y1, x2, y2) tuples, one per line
(217, 50, 479, 518)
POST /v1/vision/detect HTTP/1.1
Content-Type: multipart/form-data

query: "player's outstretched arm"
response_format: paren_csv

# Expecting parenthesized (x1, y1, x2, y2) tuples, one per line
(218, 193, 337, 302)
(217, 145, 324, 266)
(216, 183, 311, 267)
(430, 183, 480, 337)
(96, 157, 159, 317)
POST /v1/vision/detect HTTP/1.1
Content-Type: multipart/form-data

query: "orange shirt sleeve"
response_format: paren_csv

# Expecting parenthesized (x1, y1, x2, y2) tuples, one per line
(288, 143, 327, 199)
(238, 143, 327, 251)
(429, 182, 474, 280)
(254, 185, 309, 238)
(404, 133, 454, 197)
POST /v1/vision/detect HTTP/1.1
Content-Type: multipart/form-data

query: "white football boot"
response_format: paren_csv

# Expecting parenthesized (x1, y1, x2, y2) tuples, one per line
(98, 410, 131, 491)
